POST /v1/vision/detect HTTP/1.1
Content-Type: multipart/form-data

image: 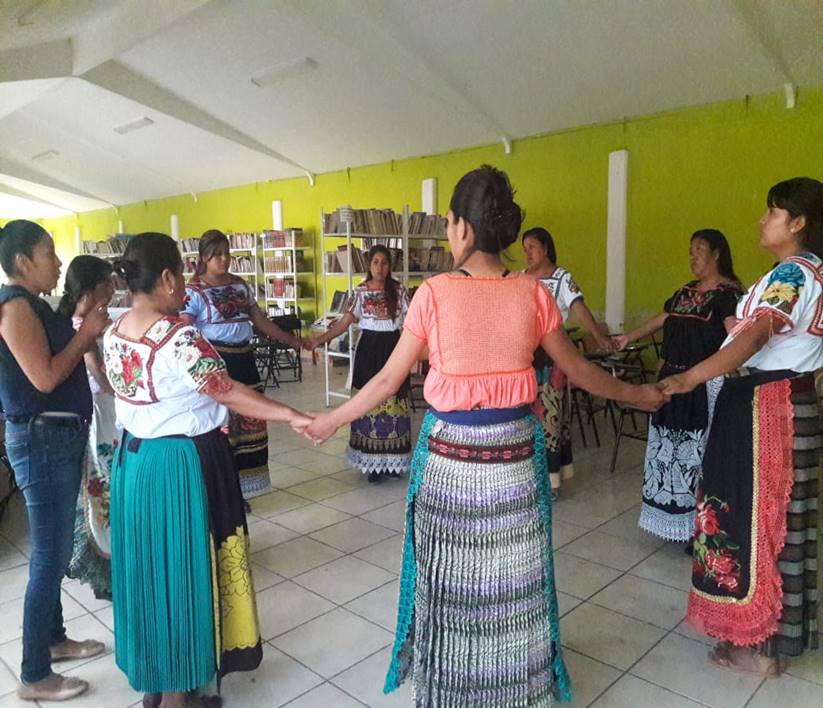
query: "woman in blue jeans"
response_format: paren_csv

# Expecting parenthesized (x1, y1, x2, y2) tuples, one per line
(0, 220, 110, 702)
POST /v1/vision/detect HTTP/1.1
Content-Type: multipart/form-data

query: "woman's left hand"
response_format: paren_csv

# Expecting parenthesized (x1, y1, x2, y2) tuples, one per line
(658, 373, 697, 396)
(289, 410, 314, 435)
(305, 411, 339, 444)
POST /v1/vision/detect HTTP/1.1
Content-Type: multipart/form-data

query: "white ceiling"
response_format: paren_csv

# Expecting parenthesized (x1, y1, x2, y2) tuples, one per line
(1, 0, 821, 215)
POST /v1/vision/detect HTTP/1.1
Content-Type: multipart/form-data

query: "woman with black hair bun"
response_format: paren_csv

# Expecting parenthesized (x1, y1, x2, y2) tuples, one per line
(304, 165, 667, 705)
(102, 232, 311, 708)
(57, 256, 119, 601)
(180, 229, 302, 502)
(307, 244, 412, 484)
(614, 229, 743, 543)
(0, 220, 109, 702)
(523, 226, 614, 500)
(661, 177, 823, 678)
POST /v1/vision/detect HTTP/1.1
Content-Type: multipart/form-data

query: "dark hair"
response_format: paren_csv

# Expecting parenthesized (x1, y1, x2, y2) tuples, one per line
(449, 165, 523, 258)
(521, 227, 557, 264)
(364, 244, 399, 319)
(113, 232, 182, 294)
(0, 219, 49, 277)
(767, 177, 823, 258)
(195, 229, 230, 277)
(57, 256, 113, 317)
(690, 229, 740, 284)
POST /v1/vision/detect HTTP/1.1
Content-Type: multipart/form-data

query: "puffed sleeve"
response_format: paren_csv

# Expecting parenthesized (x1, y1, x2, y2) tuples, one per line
(170, 324, 231, 395)
(180, 285, 205, 323)
(534, 280, 562, 339)
(752, 262, 808, 331)
(557, 270, 584, 311)
(404, 281, 432, 342)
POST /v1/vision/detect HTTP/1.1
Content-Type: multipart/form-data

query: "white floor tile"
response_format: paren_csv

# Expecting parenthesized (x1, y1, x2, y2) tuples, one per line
(345, 580, 399, 631)
(0, 538, 26, 572)
(562, 648, 621, 707)
(221, 645, 323, 708)
(271, 466, 327, 489)
(330, 646, 412, 707)
(0, 659, 18, 697)
(361, 501, 406, 532)
(251, 563, 285, 592)
(631, 633, 762, 707)
(309, 518, 396, 553)
(553, 552, 622, 599)
(288, 477, 354, 502)
(353, 535, 403, 574)
(0, 566, 29, 605)
(63, 580, 111, 613)
(273, 504, 352, 535)
(561, 603, 666, 671)
(249, 491, 310, 518)
(747, 675, 823, 708)
(272, 608, 392, 679)
(785, 648, 823, 686)
(557, 591, 583, 618)
(255, 582, 334, 641)
(0, 692, 29, 707)
(629, 544, 694, 592)
(562, 530, 661, 571)
(252, 537, 343, 578)
(294, 557, 394, 605)
(282, 682, 363, 707)
(0, 591, 86, 646)
(322, 489, 397, 516)
(551, 520, 591, 549)
(60, 653, 139, 708)
(247, 519, 299, 553)
(591, 674, 705, 707)
(589, 575, 688, 630)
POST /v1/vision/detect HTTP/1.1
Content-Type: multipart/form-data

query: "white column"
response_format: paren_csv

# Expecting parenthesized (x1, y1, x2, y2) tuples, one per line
(422, 178, 437, 215)
(170, 214, 179, 240)
(605, 149, 628, 333)
(74, 224, 82, 254)
(272, 200, 283, 230)
(117, 219, 124, 233)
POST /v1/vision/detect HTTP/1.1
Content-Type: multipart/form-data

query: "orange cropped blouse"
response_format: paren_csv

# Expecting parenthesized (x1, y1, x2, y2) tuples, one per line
(404, 273, 561, 411)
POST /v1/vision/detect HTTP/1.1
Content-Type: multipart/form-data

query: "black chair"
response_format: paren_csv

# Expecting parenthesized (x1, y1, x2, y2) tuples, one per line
(255, 314, 303, 388)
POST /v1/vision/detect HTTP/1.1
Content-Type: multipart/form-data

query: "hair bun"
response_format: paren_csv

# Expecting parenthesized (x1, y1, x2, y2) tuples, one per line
(112, 257, 139, 282)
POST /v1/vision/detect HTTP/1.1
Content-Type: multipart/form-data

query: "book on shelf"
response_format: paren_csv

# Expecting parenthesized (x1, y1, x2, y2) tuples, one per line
(407, 212, 447, 237)
(265, 278, 299, 299)
(266, 303, 299, 317)
(408, 246, 453, 273)
(263, 251, 305, 273)
(229, 255, 256, 273)
(182, 255, 198, 273)
(323, 208, 402, 235)
(331, 245, 402, 274)
(261, 228, 304, 249)
(82, 234, 132, 255)
(178, 237, 200, 253)
(227, 232, 256, 249)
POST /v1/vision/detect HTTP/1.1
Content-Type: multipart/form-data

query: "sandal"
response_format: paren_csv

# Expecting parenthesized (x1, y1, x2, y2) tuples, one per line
(708, 642, 780, 677)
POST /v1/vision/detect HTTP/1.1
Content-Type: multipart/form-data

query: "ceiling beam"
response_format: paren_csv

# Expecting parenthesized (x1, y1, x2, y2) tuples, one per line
(0, 39, 72, 82)
(81, 60, 314, 174)
(730, 0, 796, 85)
(0, 156, 112, 204)
(0, 182, 72, 214)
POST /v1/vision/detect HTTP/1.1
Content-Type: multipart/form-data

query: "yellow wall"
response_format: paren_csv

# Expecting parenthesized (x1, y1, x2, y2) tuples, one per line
(6, 85, 823, 325)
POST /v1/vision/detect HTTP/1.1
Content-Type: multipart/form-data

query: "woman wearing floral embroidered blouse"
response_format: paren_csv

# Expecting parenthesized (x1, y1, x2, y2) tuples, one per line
(614, 230, 743, 542)
(305, 166, 667, 705)
(661, 177, 823, 677)
(103, 233, 311, 708)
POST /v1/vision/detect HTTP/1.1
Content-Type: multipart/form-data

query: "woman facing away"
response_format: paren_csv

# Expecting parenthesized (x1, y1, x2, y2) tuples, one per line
(522, 227, 614, 500)
(614, 230, 743, 542)
(0, 220, 109, 702)
(305, 165, 667, 706)
(180, 229, 303, 502)
(661, 177, 823, 677)
(104, 233, 311, 708)
(59, 256, 119, 600)
(307, 244, 412, 484)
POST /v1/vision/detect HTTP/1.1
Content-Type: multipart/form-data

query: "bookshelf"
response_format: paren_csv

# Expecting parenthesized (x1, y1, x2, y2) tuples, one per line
(81, 234, 133, 307)
(319, 205, 449, 405)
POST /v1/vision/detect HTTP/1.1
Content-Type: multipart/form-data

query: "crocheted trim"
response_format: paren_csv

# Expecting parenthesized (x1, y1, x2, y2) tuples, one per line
(688, 378, 795, 646)
(346, 447, 411, 475)
(638, 503, 696, 542)
(531, 414, 573, 702)
(383, 411, 436, 694)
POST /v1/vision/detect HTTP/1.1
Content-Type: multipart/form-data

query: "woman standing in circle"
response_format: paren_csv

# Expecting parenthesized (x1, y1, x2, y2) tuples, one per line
(0, 220, 108, 702)
(181, 229, 301, 501)
(59, 256, 119, 600)
(308, 244, 411, 484)
(614, 230, 742, 542)
(105, 233, 311, 707)
(305, 166, 666, 705)
(662, 178, 823, 676)
(523, 227, 614, 499)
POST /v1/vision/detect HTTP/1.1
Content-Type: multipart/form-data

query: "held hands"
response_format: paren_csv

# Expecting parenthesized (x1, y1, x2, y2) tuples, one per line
(594, 335, 617, 353)
(658, 373, 697, 396)
(630, 383, 670, 412)
(304, 411, 340, 445)
(289, 410, 314, 436)
(302, 336, 323, 352)
(611, 334, 630, 352)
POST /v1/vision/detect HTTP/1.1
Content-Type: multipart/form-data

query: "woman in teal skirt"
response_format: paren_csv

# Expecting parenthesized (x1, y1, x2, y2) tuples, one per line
(103, 233, 311, 708)
(305, 166, 666, 706)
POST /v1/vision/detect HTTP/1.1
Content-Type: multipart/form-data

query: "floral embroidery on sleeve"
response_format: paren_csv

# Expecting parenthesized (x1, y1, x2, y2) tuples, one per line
(172, 326, 229, 392)
(758, 262, 805, 315)
(107, 342, 145, 397)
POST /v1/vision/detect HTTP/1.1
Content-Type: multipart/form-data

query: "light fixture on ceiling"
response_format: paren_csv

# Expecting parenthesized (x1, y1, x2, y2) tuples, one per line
(251, 57, 318, 88)
(114, 116, 155, 135)
(31, 149, 59, 161)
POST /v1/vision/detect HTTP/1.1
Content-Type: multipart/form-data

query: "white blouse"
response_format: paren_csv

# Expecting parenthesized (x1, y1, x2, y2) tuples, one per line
(724, 253, 823, 372)
(346, 283, 410, 332)
(103, 316, 230, 438)
(538, 267, 584, 323)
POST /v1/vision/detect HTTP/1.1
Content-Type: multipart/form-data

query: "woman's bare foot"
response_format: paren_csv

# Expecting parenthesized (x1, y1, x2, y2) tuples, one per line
(708, 642, 780, 677)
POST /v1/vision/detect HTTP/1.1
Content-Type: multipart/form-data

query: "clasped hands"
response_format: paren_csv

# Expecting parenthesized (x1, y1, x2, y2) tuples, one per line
(288, 409, 340, 445)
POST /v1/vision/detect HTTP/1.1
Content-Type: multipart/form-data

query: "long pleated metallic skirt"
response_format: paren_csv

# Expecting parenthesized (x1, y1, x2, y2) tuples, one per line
(385, 408, 572, 706)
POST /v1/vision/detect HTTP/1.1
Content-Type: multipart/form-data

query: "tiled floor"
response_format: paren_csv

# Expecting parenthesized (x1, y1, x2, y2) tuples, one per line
(1, 363, 821, 707)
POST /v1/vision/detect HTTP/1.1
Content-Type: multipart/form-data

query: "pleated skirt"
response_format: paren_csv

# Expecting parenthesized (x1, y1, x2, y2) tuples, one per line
(385, 409, 571, 706)
(110, 428, 262, 693)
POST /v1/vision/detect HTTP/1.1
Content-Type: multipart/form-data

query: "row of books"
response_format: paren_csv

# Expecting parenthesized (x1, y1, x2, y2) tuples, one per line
(323, 208, 403, 235)
(324, 246, 403, 274)
(178, 238, 200, 254)
(263, 252, 306, 273)
(82, 234, 132, 255)
(265, 304, 300, 317)
(265, 279, 300, 299)
(261, 229, 304, 249)
(407, 212, 447, 236)
(228, 232, 256, 249)
(408, 247, 453, 272)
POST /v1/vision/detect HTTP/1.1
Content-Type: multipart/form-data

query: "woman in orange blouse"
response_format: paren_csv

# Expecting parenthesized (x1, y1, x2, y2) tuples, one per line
(305, 166, 665, 705)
